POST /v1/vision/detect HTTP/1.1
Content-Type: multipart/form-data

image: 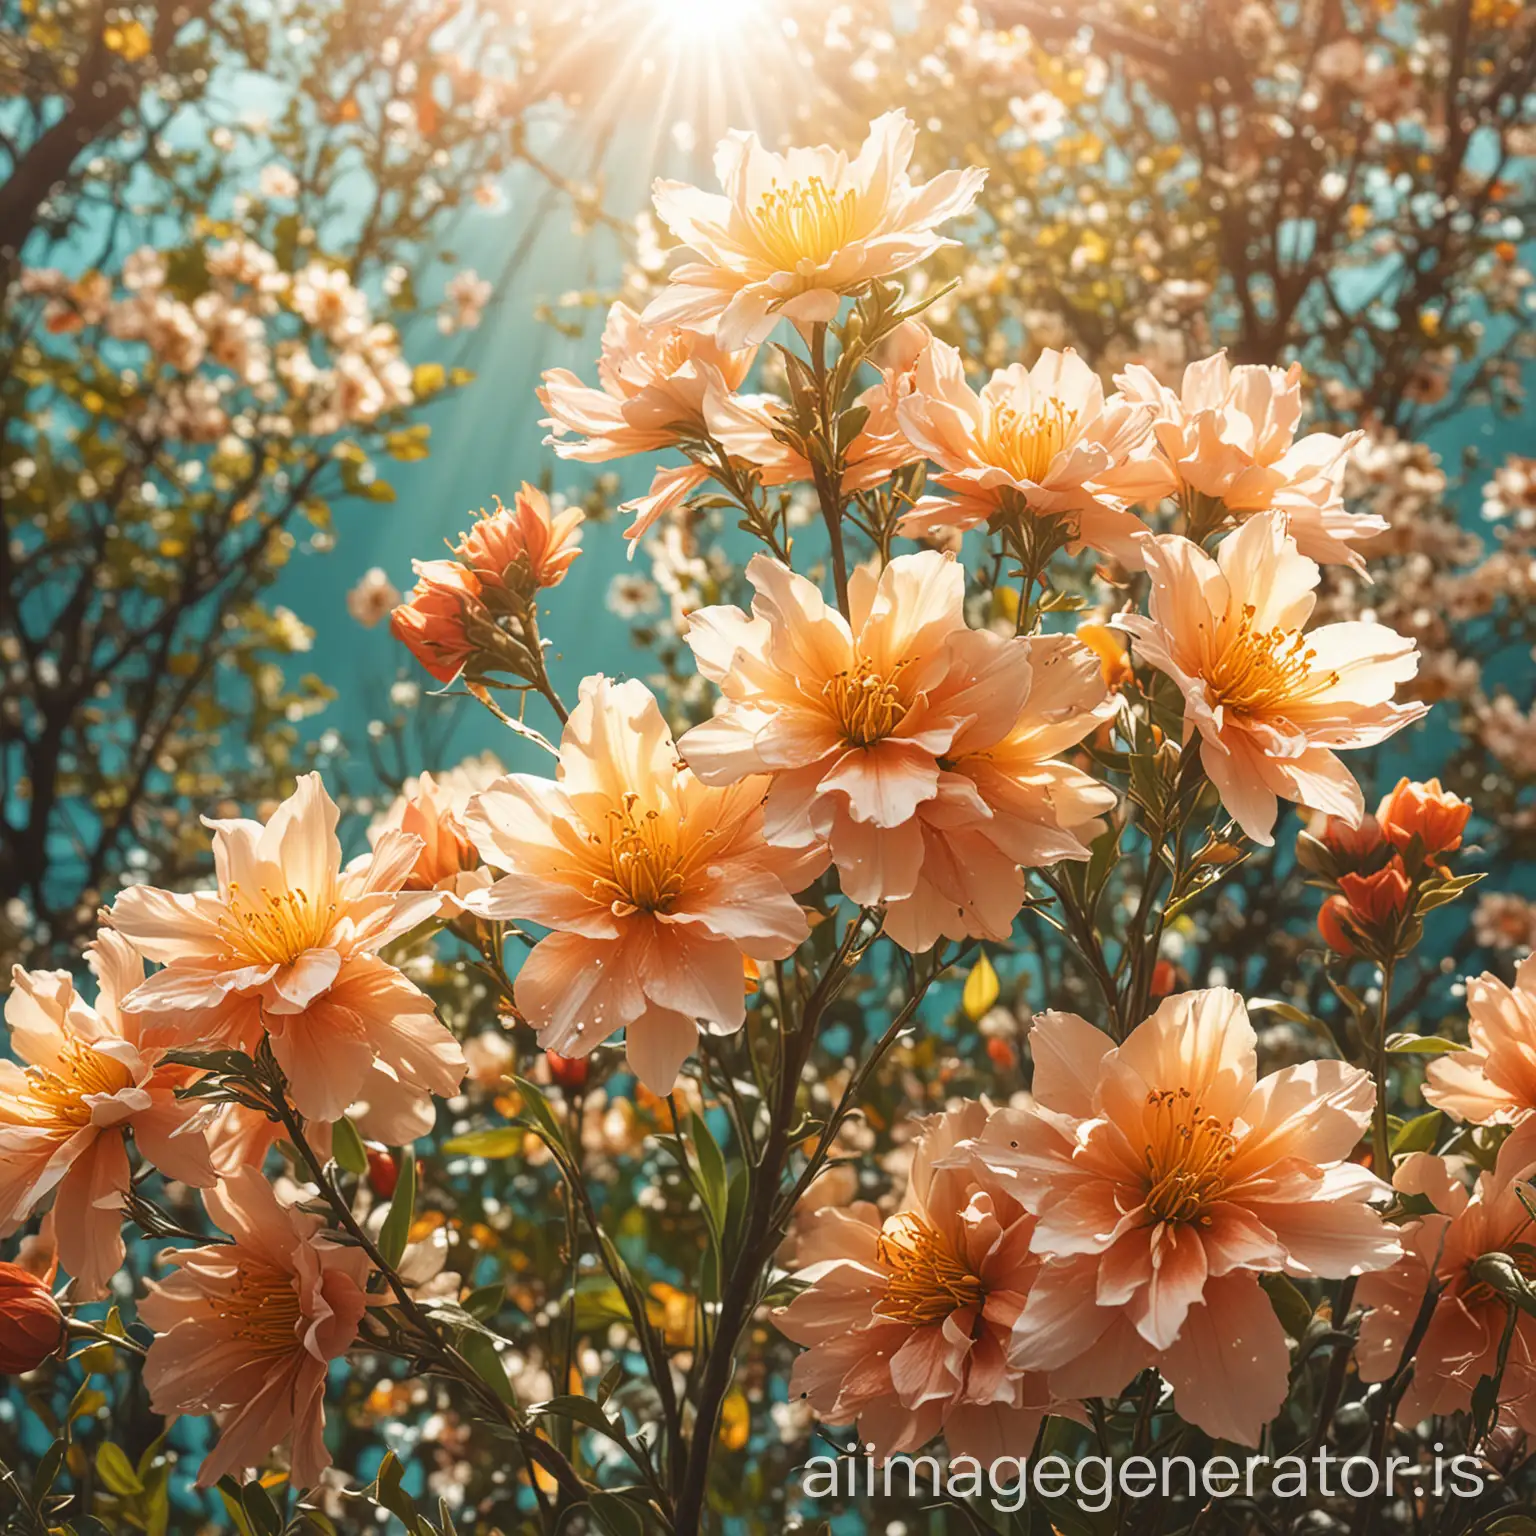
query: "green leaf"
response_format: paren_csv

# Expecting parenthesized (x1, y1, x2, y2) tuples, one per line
(457, 1328, 518, 1406)
(441, 1127, 522, 1158)
(1390, 1110, 1443, 1156)
(511, 1076, 570, 1154)
(687, 1112, 729, 1239)
(378, 1146, 416, 1268)
(463, 1282, 506, 1321)
(331, 1114, 369, 1176)
(31, 1437, 67, 1501)
(95, 1441, 144, 1496)
(1258, 1273, 1313, 1340)
(1385, 1032, 1468, 1056)
(374, 1451, 419, 1527)
(587, 1490, 647, 1536)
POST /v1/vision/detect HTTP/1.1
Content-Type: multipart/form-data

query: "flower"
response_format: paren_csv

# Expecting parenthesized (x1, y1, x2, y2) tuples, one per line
(438, 268, 491, 334)
(0, 931, 216, 1299)
(389, 559, 487, 684)
(1356, 1149, 1536, 1433)
(644, 110, 986, 348)
(139, 1169, 373, 1488)
(0, 1262, 65, 1374)
(878, 633, 1118, 952)
(976, 989, 1399, 1445)
(462, 676, 811, 1092)
(346, 567, 401, 628)
(453, 485, 584, 595)
(893, 341, 1164, 558)
(680, 551, 1082, 942)
(538, 302, 753, 547)
(1376, 776, 1471, 857)
(367, 754, 502, 909)
(1115, 352, 1385, 571)
(108, 773, 464, 1139)
(775, 1102, 1058, 1461)
(1118, 512, 1427, 845)
(1423, 956, 1536, 1163)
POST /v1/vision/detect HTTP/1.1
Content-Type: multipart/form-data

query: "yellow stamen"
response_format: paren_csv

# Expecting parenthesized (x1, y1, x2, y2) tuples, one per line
(592, 795, 687, 914)
(213, 1260, 305, 1354)
(750, 175, 859, 269)
(979, 396, 1079, 484)
(1203, 605, 1339, 717)
(1142, 1088, 1236, 1226)
(218, 883, 334, 966)
(874, 1212, 986, 1327)
(824, 657, 908, 748)
(8, 1041, 133, 1132)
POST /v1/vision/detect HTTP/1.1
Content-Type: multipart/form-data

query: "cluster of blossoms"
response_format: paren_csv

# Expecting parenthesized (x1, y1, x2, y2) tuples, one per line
(5, 104, 1534, 1529)
(14, 240, 428, 444)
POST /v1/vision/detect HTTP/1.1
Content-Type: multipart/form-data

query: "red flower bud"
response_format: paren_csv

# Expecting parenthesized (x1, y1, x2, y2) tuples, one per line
(365, 1145, 399, 1199)
(1318, 894, 1360, 956)
(0, 1263, 65, 1375)
(1319, 811, 1385, 865)
(1377, 777, 1471, 858)
(1338, 856, 1414, 927)
(546, 1050, 589, 1090)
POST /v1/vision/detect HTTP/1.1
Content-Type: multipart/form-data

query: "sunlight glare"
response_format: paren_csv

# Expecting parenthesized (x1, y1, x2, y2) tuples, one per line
(649, 0, 766, 44)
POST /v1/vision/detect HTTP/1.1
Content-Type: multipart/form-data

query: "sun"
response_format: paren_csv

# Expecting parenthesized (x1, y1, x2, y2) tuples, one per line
(647, 0, 767, 40)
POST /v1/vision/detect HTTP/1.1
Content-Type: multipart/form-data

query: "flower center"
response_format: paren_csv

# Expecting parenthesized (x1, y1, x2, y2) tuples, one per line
(824, 657, 909, 748)
(750, 176, 859, 269)
(1203, 605, 1340, 717)
(980, 397, 1079, 484)
(13, 1041, 133, 1130)
(595, 796, 686, 914)
(219, 882, 334, 966)
(214, 1260, 306, 1355)
(1142, 1088, 1236, 1225)
(874, 1212, 985, 1327)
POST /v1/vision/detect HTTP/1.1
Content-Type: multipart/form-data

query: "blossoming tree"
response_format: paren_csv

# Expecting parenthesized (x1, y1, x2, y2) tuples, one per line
(4, 17, 1536, 1536)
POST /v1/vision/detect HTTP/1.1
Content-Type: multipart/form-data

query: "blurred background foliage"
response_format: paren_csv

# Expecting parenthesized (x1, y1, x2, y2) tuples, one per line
(2, 0, 1535, 1531)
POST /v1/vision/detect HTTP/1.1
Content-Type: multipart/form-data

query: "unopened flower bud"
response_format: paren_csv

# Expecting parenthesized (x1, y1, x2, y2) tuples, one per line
(0, 1263, 64, 1375)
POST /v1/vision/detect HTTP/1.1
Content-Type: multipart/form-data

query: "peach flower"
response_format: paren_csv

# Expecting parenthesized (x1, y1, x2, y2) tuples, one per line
(1424, 956, 1536, 1166)
(539, 302, 754, 546)
(1115, 353, 1385, 571)
(367, 753, 502, 910)
(454, 485, 584, 594)
(893, 341, 1165, 558)
(776, 1102, 1058, 1462)
(140, 1168, 373, 1488)
(645, 110, 986, 348)
(977, 989, 1399, 1444)
(880, 633, 1118, 952)
(0, 931, 216, 1299)
(462, 676, 810, 1092)
(1357, 1148, 1536, 1433)
(389, 559, 486, 684)
(1118, 511, 1426, 845)
(679, 551, 1073, 944)
(109, 774, 464, 1139)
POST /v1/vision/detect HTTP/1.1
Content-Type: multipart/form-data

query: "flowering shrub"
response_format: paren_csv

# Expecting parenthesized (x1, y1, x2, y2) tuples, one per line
(4, 12, 1536, 1533)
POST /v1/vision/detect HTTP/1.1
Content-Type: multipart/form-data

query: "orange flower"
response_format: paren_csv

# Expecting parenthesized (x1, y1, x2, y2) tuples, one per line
(140, 1170, 373, 1489)
(1317, 809, 1385, 865)
(0, 1262, 65, 1373)
(1423, 956, 1536, 1164)
(776, 1103, 1059, 1461)
(463, 677, 810, 1092)
(978, 989, 1399, 1445)
(645, 111, 985, 348)
(1076, 622, 1135, 690)
(454, 485, 583, 595)
(1338, 856, 1413, 926)
(367, 754, 501, 909)
(1376, 776, 1471, 857)
(1318, 893, 1361, 956)
(1357, 1148, 1536, 1433)
(390, 559, 486, 684)
(1119, 512, 1427, 845)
